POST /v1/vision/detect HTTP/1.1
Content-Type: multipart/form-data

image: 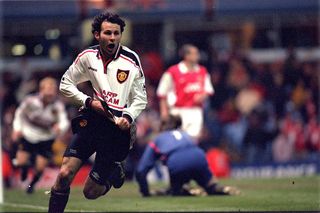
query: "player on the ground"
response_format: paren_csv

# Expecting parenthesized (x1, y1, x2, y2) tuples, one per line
(135, 115, 239, 196)
(11, 77, 69, 194)
(48, 11, 147, 213)
(157, 44, 214, 141)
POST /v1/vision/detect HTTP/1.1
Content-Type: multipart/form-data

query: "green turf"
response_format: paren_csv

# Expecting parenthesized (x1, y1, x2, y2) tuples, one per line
(0, 176, 319, 212)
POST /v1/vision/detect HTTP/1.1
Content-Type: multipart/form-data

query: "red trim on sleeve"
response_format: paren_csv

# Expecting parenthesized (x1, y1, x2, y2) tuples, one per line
(149, 142, 160, 154)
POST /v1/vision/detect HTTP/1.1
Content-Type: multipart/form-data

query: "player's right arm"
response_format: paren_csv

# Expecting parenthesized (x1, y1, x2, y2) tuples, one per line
(157, 71, 173, 120)
(59, 52, 91, 107)
(12, 98, 28, 142)
(60, 52, 110, 116)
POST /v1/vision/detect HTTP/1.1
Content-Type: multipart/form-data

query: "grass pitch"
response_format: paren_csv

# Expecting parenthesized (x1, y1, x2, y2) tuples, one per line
(1, 176, 319, 212)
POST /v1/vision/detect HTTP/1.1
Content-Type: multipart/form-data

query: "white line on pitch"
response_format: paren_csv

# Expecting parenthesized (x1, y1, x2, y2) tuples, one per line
(1, 202, 96, 212)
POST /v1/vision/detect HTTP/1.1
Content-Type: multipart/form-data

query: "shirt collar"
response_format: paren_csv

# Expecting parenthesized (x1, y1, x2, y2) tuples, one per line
(178, 61, 200, 73)
(114, 44, 122, 59)
(99, 44, 122, 61)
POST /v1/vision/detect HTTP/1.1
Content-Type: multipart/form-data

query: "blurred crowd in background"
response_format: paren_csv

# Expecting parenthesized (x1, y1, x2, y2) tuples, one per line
(1, 0, 319, 183)
(1, 45, 319, 172)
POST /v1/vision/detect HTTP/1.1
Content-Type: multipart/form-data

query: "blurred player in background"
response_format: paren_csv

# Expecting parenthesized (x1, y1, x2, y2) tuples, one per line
(136, 115, 239, 197)
(48, 11, 147, 213)
(157, 44, 214, 141)
(11, 77, 69, 194)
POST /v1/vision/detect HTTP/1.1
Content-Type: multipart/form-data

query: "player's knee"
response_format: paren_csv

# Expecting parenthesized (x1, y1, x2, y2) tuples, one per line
(83, 188, 100, 200)
(58, 167, 75, 183)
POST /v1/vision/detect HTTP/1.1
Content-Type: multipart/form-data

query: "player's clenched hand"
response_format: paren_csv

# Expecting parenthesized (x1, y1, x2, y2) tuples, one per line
(115, 117, 130, 130)
(11, 130, 22, 142)
(193, 93, 208, 105)
(90, 100, 106, 115)
(52, 123, 61, 136)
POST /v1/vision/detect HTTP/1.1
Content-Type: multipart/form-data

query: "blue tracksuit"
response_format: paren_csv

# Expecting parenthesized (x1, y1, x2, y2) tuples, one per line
(136, 130, 212, 196)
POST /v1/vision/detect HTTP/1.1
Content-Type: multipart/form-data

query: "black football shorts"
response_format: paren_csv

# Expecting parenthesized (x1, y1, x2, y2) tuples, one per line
(64, 109, 131, 185)
(19, 137, 55, 159)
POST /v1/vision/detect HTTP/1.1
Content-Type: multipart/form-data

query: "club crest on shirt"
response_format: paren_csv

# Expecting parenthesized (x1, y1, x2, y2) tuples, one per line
(117, 69, 129, 83)
(79, 119, 87, 127)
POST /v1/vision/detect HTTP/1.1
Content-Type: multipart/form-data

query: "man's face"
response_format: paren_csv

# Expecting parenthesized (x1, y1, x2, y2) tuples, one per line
(185, 47, 200, 64)
(40, 84, 57, 104)
(95, 21, 122, 56)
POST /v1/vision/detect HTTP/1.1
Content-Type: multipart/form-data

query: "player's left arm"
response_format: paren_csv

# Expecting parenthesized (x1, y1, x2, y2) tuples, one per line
(204, 71, 214, 95)
(194, 71, 215, 104)
(122, 61, 147, 123)
(135, 143, 158, 197)
(52, 101, 70, 136)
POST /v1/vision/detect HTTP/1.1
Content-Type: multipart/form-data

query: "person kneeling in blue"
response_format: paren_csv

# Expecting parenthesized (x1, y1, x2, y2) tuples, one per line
(136, 115, 239, 196)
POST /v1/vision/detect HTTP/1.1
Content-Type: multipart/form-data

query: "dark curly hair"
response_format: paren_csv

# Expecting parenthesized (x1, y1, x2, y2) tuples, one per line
(91, 11, 126, 34)
(160, 114, 182, 132)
